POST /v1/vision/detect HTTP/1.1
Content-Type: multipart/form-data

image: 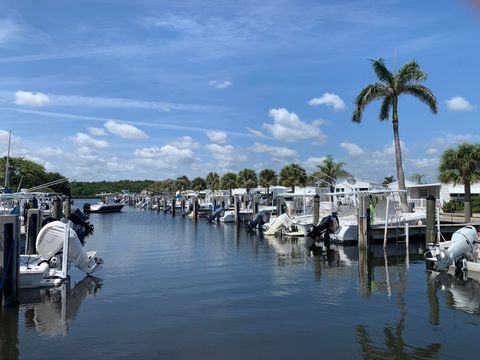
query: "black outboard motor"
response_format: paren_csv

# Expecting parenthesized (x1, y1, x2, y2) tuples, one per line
(83, 203, 91, 213)
(74, 207, 90, 221)
(207, 207, 225, 223)
(247, 210, 271, 230)
(308, 212, 339, 246)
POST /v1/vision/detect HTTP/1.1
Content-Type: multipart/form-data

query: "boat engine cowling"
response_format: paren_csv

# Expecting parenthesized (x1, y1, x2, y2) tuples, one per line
(36, 221, 103, 275)
(435, 226, 478, 271)
(247, 210, 270, 230)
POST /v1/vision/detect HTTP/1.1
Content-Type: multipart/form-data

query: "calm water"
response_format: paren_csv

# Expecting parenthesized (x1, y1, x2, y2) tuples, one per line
(2, 204, 480, 359)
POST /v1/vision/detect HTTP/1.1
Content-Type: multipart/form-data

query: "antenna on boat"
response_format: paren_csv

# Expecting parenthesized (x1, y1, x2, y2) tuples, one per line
(4, 129, 11, 188)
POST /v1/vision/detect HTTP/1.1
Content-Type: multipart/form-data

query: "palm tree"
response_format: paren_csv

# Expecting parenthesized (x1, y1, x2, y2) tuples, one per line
(221, 172, 238, 197)
(409, 173, 426, 184)
(259, 169, 277, 199)
(191, 177, 206, 191)
(238, 168, 257, 193)
(353, 58, 438, 211)
(439, 143, 480, 222)
(313, 155, 349, 200)
(279, 164, 307, 192)
(205, 172, 220, 191)
(175, 175, 191, 191)
(383, 175, 395, 187)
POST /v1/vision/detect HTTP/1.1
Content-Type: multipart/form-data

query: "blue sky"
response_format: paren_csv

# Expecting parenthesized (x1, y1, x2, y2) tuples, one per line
(1, 0, 480, 182)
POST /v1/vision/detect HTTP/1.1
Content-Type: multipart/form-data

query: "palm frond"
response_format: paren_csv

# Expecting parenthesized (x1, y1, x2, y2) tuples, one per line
(401, 84, 438, 114)
(352, 83, 389, 122)
(370, 58, 394, 85)
(397, 60, 426, 84)
(379, 96, 392, 121)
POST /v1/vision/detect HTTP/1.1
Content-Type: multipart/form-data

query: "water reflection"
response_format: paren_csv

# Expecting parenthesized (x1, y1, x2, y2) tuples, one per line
(357, 247, 442, 359)
(20, 276, 102, 337)
(428, 270, 480, 316)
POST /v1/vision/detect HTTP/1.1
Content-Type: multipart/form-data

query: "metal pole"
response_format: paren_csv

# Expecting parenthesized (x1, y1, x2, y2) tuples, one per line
(383, 196, 389, 248)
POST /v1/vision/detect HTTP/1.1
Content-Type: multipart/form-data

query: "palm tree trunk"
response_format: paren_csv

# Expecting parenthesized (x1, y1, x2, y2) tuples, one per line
(464, 180, 471, 223)
(392, 97, 409, 212)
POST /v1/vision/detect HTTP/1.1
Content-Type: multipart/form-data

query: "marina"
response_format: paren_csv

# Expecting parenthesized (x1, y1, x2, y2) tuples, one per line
(2, 201, 480, 359)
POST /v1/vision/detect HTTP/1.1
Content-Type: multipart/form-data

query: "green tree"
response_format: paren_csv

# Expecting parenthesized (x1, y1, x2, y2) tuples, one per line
(383, 175, 395, 187)
(238, 168, 257, 193)
(280, 163, 307, 192)
(439, 143, 480, 222)
(409, 173, 426, 184)
(313, 155, 349, 197)
(259, 169, 277, 198)
(353, 58, 438, 211)
(176, 175, 191, 191)
(205, 172, 220, 191)
(191, 177, 206, 191)
(221, 172, 238, 196)
(0, 157, 70, 194)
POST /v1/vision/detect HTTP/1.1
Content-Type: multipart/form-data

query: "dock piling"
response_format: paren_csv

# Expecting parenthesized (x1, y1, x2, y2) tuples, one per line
(313, 194, 320, 226)
(0, 215, 20, 307)
(26, 209, 42, 255)
(426, 195, 436, 245)
(52, 196, 62, 220)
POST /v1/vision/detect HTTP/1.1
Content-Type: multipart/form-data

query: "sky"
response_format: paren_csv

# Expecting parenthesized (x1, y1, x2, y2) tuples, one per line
(1, 0, 480, 183)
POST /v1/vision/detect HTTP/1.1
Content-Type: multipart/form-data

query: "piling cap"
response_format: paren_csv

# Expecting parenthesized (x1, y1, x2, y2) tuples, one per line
(427, 194, 436, 201)
(314, 194, 320, 199)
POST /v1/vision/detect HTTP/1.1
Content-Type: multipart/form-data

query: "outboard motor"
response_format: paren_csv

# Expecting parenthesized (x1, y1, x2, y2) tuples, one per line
(207, 207, 225, 223)
(247, 210, 271, 230)
(433, 226, 478, 271)
(308, 212, 339, 246)
(83, 203, 91, 213)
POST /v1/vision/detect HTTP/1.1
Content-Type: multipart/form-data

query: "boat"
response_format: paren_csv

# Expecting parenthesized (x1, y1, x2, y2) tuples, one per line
(19, 220, 103, 288)
(85, 193, 124, 213)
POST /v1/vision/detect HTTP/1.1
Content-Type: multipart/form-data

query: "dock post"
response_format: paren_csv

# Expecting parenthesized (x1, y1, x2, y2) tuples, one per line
(252, 196, 258, 218)
(358, 195, 368, 250)
(63, 196, 71, 217)
(313, 194, 320, 226)
(26, 209, 42, 255)
(405, 223, 410, 268)
(171, 199, 176, 216)
(234, 196, 240, 224)
(0, 215, 20, 307)
(193, 197, 198, 220)
(181, 199, 186, 217)
(426, 195, 436, 245)
(52, 196, 62, 220)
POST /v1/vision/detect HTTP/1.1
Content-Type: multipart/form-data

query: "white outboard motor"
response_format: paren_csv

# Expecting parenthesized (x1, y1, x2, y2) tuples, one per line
(435, 226, 478, 271)
(36, 221, 103, 275)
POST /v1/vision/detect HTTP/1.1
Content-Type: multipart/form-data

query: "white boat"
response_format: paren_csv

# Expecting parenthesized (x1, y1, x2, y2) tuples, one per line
(19, 220, 103, 288)
(86, 193, 124, 213)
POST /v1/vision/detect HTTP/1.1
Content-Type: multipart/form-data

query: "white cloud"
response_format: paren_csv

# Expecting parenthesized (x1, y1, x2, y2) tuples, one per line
(104, 120, 148, 139)
(383, 140, 408, 156)
(168, 136, 199, 149)
(308, 92, 346, 111)
(426, 148, 437, 155)
(70, 133, 109, 149)
(134, 145, 197, 164)
(205, 143, 246, 165)
(88, 127, 106, 136)
(15, 90, 51, 106)
(408, 158, 438, 169)
(36, 147, 64, 158)
(246, 127, 265, 138)
(206, 130, 227, 143)
(0, 129, 20, 144)
(340, 142, 365, 156)
(303, 156, 327, 170)
(263, 108, 326, 143)
(208, 80, 233, 89)
(250, 142, 297, 158)
(446, 96, 474, 112)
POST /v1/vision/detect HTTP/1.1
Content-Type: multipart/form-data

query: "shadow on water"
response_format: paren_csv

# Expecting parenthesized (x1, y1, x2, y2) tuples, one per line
(0, 276, 102, 360)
